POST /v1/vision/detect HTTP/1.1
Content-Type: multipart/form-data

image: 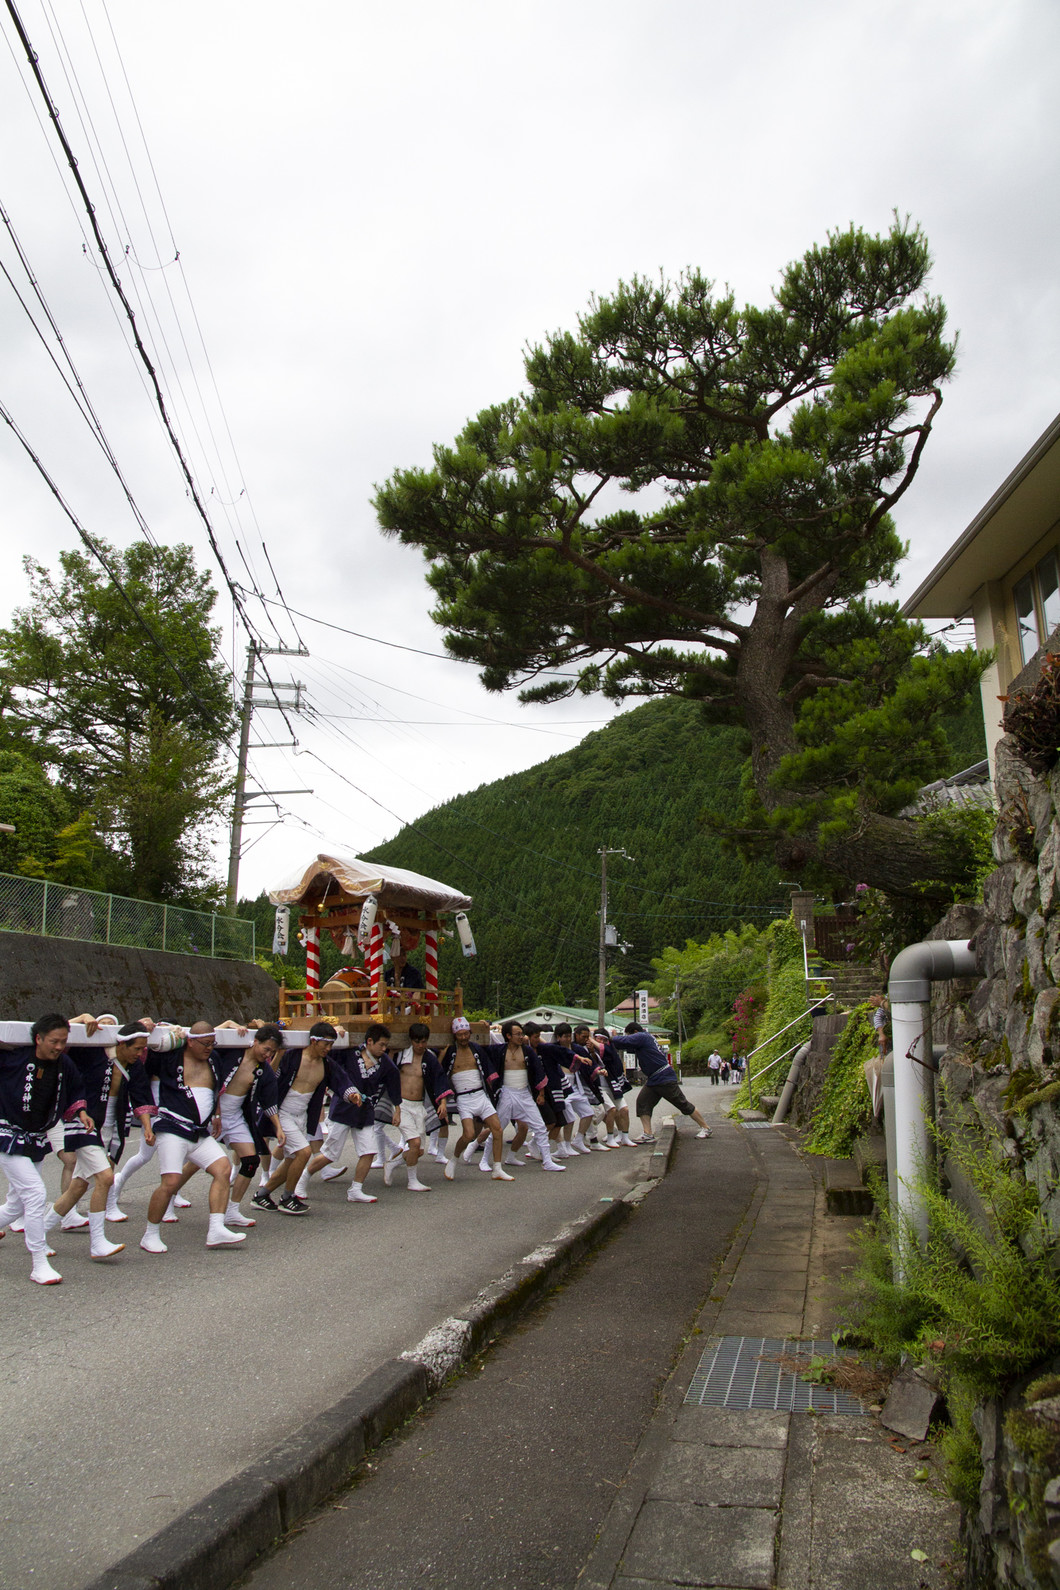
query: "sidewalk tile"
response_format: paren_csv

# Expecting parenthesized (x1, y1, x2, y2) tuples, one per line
(648, 1442, 785, 1508)
(615, 1581, 755, 1589)
(714, 1310, 804, 1337)
(723, 1282, 806, 1310)
(672, 1407, 790, 1448)
(622, 1498, 777, 1588)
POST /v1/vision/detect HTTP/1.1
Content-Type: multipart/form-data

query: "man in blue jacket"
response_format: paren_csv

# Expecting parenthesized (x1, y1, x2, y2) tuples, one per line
(307, 1024, 401, 1205)
(611, 1024, 712, 1144)
(0, 1013, 93, 1284)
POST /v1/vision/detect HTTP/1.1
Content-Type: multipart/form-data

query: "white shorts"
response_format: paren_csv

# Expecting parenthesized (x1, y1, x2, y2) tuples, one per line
(497, 1086, 550, 1143)
(74, 1144, 110, 1179)
(47, 1121, 66, 1154)
(565, 1093, 595, 1122)
(279, 1092, 317, 1157)
(320, 1120, 376, 1161)
(219, 1093, 254, 1148)
(454, 1088, 495, 1123)
(598, 1082, 618, 1111)
(399, 1098, 426, 1141)
(156, 1132, 228, 1177)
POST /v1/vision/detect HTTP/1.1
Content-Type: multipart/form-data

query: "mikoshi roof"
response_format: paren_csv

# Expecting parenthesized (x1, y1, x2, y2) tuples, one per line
(269, 852, 472, 913)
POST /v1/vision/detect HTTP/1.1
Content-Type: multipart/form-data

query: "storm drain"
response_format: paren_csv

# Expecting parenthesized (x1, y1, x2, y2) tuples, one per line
(685, 1335, 868, 1414)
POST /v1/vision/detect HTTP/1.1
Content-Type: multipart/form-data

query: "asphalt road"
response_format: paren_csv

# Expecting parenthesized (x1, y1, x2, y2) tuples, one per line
(239, 1081, 754, 1590)
(0, 1088, 732, 1590)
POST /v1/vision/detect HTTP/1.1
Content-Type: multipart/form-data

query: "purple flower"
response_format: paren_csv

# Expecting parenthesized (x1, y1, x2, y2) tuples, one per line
(855, 883, 868, 894)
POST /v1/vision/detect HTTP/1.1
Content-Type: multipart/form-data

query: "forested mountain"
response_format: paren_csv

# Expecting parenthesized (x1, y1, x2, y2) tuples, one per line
(240, 694, 986, 1014)
(361, 699, 782, 1011)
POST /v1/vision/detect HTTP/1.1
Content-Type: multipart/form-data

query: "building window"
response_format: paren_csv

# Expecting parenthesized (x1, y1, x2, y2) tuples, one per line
(1038, 551, 1060, 636)
(1014, 550, 1060, 665)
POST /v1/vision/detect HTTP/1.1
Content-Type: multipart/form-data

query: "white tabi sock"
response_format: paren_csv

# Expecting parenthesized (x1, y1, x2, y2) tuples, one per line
(88, 1209, 124, 1258)
(347, 1183, 377, 1203)
(140, 1222, 167, 1254)
(406, 1168, 430, 1191)
(31, 1253, 62, 1284)
(207, 1211, 245, 1245)
(294, 1169, 310, 1198)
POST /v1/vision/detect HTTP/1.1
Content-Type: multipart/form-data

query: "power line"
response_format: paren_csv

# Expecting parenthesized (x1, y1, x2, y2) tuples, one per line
(252, 591, 582, 676)
(2, 0, 298, 709)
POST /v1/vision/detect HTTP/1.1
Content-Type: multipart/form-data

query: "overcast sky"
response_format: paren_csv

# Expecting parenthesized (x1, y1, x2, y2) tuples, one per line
(0, 0, 1056, 904)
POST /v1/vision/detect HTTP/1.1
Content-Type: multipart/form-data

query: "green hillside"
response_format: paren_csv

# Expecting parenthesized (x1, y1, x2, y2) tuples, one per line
(240, 692, 987, 1013)
(360, 698, 783, 1012)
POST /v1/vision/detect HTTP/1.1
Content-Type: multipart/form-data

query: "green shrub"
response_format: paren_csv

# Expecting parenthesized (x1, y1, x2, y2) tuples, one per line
(939, 1378, 984, 1514)
(681, 1030, 730, 1074)
(804, 1003, 876, 1158)
(840, 1116, 1060, 1510)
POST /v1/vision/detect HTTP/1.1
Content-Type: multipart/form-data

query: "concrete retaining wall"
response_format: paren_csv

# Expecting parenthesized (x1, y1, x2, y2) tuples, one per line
(0, 932, 278, 1022)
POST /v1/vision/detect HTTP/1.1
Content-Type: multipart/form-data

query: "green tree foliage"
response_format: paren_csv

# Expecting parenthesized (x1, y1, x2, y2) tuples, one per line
(0, 750, 98, 882)
(376, 222, 987, 900)
(649, 923, 769, 1039)
(0, 542, 235, 902)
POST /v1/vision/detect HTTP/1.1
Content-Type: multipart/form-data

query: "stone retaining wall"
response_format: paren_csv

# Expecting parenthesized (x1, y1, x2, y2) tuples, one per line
(0, 932, 278, 1022)
(924, 670, 1060, 1585)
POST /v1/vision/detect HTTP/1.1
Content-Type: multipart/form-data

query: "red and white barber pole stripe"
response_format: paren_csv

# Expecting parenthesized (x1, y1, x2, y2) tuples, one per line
(304, 925, 320, 1014)
(424, 930, 438, 1005)
(369, 922, 385, 1012)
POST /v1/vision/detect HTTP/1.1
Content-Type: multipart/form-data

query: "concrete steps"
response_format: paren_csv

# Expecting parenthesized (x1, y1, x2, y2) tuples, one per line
(825, 964, 882, 1008)
(822, 1158, 875, 1216)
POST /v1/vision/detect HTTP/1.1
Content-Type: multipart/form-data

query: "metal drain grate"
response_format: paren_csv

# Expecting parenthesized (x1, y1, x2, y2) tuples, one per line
(685, 1335, 868, 1414)
(739, 1122, 773, 1129)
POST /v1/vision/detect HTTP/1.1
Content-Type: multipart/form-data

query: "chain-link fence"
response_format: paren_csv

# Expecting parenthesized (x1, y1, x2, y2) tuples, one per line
(0, 873, 255, 962)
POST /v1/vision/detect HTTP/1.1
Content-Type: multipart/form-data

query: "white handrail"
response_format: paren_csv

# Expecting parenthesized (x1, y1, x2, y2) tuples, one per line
(744, 995, 832, 1062)
(746, 1036, 807, 1084)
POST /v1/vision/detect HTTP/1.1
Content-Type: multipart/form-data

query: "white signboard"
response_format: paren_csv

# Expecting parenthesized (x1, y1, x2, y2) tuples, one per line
(635, 988, 649, 1026)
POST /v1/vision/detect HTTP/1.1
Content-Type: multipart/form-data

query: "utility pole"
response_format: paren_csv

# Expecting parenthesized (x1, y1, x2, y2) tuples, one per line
(597, 846, 633, 1028)
(226, 643, 310, 912)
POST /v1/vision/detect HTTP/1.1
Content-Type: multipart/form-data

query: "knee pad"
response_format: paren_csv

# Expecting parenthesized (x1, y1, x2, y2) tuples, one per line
(239, 1154, 260, 1178)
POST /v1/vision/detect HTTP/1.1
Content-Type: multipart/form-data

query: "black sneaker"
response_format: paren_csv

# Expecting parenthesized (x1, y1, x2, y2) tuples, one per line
(251, 1191, 278, 1212)
(278, 1194, 310, 1215)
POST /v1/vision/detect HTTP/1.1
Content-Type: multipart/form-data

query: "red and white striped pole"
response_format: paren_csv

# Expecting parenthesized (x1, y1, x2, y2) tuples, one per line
(304, 924, 320, 1015)
(369, 922, 384, 1012)
(424, 930, 439, 1007)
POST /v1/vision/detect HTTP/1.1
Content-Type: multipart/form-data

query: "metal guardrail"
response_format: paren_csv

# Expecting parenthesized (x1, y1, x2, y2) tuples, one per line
(0, 872, 255, 962)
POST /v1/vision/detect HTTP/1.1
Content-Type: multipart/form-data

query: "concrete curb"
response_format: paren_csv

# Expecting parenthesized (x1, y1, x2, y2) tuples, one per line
(81, 1127, 676, 1590)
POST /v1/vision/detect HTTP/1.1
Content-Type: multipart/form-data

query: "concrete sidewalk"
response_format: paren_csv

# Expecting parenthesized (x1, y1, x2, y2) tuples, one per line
(579, 1123, 960, 1590)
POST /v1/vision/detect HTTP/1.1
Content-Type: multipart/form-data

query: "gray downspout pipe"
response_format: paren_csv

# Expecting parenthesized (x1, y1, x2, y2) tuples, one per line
(771, 1040, 811, 1125)
(888, 938, 977, 1262)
